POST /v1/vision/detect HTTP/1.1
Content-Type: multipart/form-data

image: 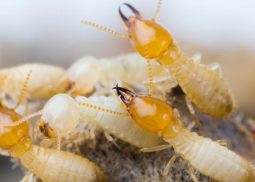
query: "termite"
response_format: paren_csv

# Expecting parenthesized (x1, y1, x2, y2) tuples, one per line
(19, 93, 164, 149)
(67, 53, 172, 95)
(0, 64, 69, 101)
(113, 85, 255, 182)
(81, 0, 235, 118)
(0, 104, 107, 182)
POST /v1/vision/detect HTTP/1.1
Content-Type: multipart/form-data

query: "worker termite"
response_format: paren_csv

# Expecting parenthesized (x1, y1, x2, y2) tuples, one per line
(81, 0, 235, 118)
(67, 53, 172, 95)
(113, 85, 255, 182)
(0, 104, 107, 182)
(19, 93, 164, 149)
(0, 64, 69, 101)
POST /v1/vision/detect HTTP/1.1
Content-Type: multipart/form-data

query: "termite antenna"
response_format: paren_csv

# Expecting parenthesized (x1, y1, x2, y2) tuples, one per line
(80, 20, 129, 39)
(119, 3, 141, 27)
(14, 69, 33, 110)
(112, 84, 136, 105)
(152, 0, 163, 21)
(12, 110, 43, 126)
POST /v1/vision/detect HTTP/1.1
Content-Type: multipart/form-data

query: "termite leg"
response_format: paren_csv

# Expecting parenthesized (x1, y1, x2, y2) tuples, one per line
(14, 69, 32, 110)
(162, 154, 180, 182)
(232, 113, 254, 142)
(188, 163, 198, 182)
(187, 122, 196, 131)
(208, 62, 223, 75)
(152, 0, 163, 21)
(104, 131, 120, 149)
(216, 139, 228, 147)
(146, 61, 155, 96)
(140, 144, 172, 153)
(80, 20, 129, 39)
(184, 97, 202, 129)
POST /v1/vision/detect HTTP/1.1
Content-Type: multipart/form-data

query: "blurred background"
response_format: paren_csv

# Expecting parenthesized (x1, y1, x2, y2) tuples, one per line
(0, 0, 254, 181)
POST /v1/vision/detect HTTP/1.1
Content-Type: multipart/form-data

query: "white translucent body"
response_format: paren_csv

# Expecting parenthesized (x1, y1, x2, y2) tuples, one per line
(42, 94, 80, 136)
(77, 95, 164, 148)
(41, 94, 164, 148)
(67, 54, 170, 94)
(0, 64, 69, 100)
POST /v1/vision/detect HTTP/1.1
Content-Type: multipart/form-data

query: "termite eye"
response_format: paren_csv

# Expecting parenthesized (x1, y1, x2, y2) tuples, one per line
(39, 119, 57, 138)
(119, 3, 141, 26)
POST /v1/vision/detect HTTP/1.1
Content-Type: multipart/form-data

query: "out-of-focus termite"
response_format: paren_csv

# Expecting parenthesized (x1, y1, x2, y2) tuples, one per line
(66, 53, 172, 95)
(0, 104, 107, 182)
(18, 93, 164, 149)
(81, 0, 235, 118)
(0, 64, 69, 101)
(113, 85, 255, 182)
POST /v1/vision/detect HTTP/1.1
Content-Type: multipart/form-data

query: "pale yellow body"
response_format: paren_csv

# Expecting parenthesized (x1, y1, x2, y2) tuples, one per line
(76, 96, 164, 148)
(20, 145, 107, 182)
(169, 57, 234, 118)
(165, 129, 255, 182)
(40, 94, 164, 148)
(0, 64, 69, 100)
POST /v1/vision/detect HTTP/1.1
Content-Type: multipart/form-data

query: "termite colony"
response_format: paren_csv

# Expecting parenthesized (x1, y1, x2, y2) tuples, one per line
(0, 0, 255, 182)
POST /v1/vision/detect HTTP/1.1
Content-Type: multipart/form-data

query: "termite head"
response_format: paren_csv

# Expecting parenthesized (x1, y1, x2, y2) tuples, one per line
(119, 3, 173, 59)
(39, 94, 80, 138)
(0, 106, 30, 153)
(39, 118, 57, 138)
(113, 85, 182, 138)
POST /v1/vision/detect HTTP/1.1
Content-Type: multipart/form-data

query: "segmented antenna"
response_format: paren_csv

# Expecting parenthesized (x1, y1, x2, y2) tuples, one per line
(81, 20, 129, 39)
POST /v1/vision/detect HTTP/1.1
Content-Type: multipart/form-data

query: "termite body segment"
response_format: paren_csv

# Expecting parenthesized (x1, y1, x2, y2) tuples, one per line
(82, 2, 234, 118)
(0, 64, 69, 100)
(39, 94, 164, 148)
(114, 86, 255, 182)
(0, 105, 107, 182)
(119, 3, 234, 118)
(67, 54, 171, 95)
(77, 95, 164, 148)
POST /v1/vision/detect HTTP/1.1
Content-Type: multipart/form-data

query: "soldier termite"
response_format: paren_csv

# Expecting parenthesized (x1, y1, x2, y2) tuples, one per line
(0, 107, 107, 182)
(17, 93, 164, 149)
(0, 64, 69, 102)
(113, 85, 255, 182)
(81, 0, 235, 119)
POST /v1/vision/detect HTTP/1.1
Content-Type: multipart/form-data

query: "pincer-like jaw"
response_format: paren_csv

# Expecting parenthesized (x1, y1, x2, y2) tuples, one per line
(112, 84, 136, 105)
(118, 3, 141, 27)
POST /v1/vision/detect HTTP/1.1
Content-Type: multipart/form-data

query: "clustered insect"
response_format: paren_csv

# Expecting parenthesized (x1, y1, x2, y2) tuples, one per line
(0, 0, 254, 182)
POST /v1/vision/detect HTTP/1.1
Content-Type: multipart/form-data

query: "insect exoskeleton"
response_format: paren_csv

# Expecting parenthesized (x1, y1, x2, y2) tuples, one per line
(38, 93, 164, 148)
(76, 95, 164, 148)
(81, 1, 235, 118)
(39, 94, 80, 138)
(0, 64, 69, 101)
(67, 53, 171, 95)
(0, 104, 107, 182)
(114, 85, 255, 182)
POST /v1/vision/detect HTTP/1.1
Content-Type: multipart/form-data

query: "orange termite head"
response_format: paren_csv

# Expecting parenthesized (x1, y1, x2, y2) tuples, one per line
(0, 105, 29, 149)
(119, 3, 173, 59)
(113, 85, 182, 138)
